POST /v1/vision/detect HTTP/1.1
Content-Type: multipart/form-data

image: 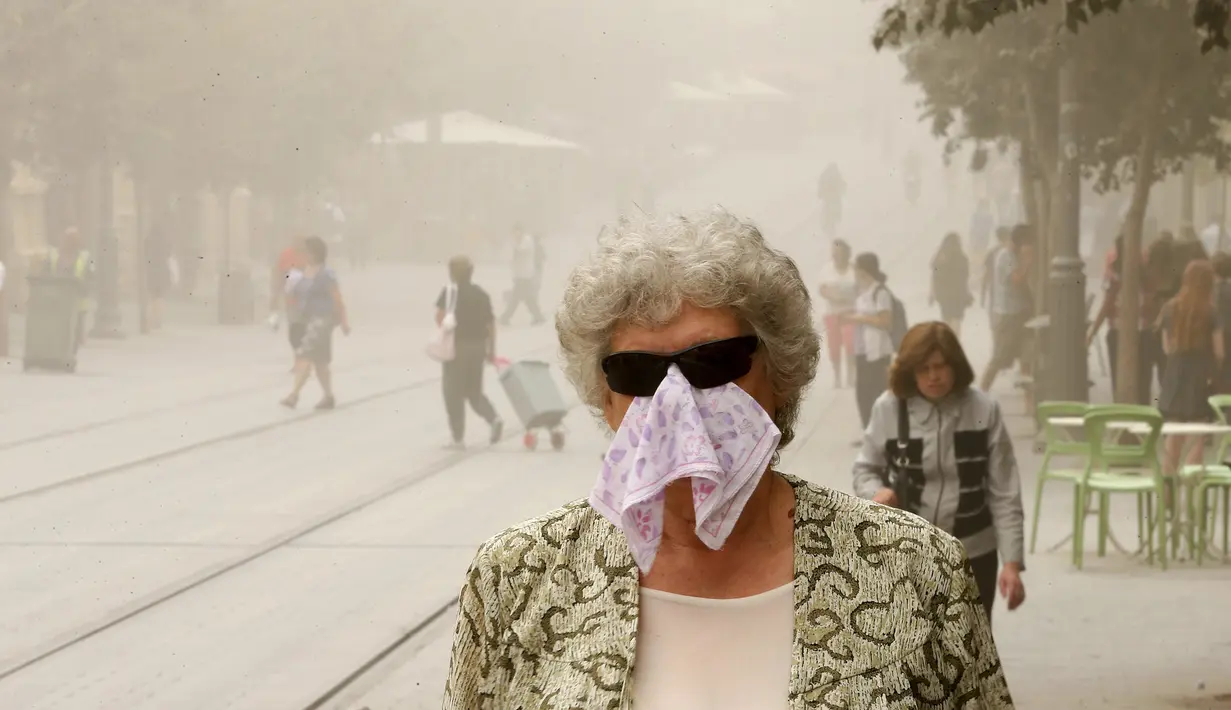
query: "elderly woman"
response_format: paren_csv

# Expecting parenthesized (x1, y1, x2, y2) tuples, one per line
(444, 212, 1013, 708)
(854, 321, 1027, 623)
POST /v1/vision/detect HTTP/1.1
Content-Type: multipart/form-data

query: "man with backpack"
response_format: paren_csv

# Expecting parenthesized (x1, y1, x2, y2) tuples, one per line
(843, 252, 908, 436)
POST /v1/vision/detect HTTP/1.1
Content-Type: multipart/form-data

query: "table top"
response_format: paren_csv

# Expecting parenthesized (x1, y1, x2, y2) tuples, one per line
(1048, 417, 1231, 436)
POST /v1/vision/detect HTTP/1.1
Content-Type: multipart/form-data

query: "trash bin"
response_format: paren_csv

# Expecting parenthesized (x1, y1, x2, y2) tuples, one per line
(23, 275, 80, 373)
(499, 360, 568, 431)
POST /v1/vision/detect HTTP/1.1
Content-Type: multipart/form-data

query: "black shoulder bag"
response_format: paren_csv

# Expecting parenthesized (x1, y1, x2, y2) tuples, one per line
(885, 397, 912, 509)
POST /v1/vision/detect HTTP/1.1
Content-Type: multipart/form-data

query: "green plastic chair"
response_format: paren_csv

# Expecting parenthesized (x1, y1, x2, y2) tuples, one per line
(1029, 401, 1091, 554)
(1075, 407, 1167, 570)
(1186, 395, 1231, 564)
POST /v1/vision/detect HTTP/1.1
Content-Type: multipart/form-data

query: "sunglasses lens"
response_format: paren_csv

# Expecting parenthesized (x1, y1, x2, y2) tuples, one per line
(602, 353, 669, 397)
(679, 336, 758, 390)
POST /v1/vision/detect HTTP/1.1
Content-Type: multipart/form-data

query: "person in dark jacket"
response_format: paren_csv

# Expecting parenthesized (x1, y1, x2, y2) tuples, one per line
(930, 231, 972, 337)
(437, 255, 504, 449)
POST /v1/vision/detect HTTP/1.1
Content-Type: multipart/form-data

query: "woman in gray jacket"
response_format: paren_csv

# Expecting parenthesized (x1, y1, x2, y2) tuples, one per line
(854, 321, 1027, 621)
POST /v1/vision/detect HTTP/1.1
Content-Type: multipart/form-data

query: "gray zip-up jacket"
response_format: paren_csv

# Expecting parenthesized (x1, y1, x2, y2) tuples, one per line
(853, 388, 1026, 567)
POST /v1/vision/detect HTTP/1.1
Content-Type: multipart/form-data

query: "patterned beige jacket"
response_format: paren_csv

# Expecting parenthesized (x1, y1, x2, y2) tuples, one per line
(443, 474, 1014, 709)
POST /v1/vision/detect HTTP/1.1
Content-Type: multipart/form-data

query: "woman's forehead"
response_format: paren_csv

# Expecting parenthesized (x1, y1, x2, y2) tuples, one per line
(610, 304, 741, 354)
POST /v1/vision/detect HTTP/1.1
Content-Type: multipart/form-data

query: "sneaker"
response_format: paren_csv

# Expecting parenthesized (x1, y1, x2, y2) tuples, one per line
(489, 417, 504, 444)
(314, 396, 336, 411)
(445, 440, 466, 451)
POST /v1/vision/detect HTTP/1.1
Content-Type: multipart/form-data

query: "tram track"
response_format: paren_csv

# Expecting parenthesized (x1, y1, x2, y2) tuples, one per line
(0, 339, 558, 506)
(0, 349, 425, 453)
(0, 389, 574, 684)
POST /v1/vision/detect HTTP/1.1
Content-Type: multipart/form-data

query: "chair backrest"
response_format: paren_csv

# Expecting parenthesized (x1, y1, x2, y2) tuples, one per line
(1081, 406, 1163, 481)
(1036, 401, 1091, 455)
(1207, 394, 1231, 462)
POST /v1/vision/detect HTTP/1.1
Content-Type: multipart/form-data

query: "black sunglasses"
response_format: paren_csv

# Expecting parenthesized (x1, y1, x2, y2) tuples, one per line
(601, 335, 760, 397)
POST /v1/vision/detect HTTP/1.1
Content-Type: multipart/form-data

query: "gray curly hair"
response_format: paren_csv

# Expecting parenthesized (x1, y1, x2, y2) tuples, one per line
(556, 209, 820, 452)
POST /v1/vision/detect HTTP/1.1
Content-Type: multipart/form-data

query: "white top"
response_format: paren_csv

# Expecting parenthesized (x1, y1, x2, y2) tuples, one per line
(817, 260, 858, 315)
(854, 283, 895, 361)
(633, 583, 794, 710)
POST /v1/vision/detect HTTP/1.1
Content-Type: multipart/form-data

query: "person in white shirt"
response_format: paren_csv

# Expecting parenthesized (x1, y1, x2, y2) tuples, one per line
(499, 224, 545, 326)
(817, 239, 858, 388)
(842, 252, 894, 431)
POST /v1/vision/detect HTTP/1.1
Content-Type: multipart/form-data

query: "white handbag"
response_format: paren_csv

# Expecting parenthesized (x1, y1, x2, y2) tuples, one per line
(426, 284, 458, 362)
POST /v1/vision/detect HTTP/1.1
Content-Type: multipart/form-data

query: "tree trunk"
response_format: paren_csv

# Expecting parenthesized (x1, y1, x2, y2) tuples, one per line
(1116, 72, 1164, 405)
(1019, 144, 1050, 318)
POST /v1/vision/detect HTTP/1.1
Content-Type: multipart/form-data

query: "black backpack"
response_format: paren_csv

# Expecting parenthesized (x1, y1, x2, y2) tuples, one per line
(878, 285, 909, 349)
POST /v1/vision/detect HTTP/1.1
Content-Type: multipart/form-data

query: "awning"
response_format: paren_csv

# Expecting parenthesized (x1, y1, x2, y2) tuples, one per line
(372, 111, 581, 149)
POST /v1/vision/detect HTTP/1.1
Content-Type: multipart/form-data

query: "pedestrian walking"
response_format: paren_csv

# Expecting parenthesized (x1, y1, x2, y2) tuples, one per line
(853, 321, 1027, 623)
(979, 224, 1034, 392)
(499, 224, 545, 326)
(980, 227, 1011, 328)
(437, 255, 504, 449)
(281, 236, 349, 410)
(842, 252, 895, 433)
(48, 227, 94, 352)
(270, 235, 306, 369)
(817, 238, 857, 388)
(1088, 235, 1165, 403)
(930, 232, 972, 337)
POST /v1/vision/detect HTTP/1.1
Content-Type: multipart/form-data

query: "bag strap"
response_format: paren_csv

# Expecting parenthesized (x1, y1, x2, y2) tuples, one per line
(445, 283, 459, 315)
(894, 397, 910, 469)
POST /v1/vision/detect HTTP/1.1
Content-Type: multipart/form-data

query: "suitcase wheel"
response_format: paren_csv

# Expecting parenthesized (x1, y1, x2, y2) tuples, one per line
(523, 432, 538, 450)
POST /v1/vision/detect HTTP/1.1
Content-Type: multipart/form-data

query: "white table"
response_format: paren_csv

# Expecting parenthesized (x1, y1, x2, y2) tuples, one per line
(1046, 417, 1231, 560)
(1049, 417, 1231, 437)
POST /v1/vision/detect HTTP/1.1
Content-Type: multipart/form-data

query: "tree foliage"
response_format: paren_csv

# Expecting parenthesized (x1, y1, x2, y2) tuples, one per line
(875, 0, 1231, 52)
(894, 0, 1231, 192)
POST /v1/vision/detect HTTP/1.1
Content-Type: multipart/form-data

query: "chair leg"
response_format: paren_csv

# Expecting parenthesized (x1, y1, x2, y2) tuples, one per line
(1216, 484, 1226, 556)
(1144, 492, 1156, 566)
(1136, 493, 1144, 544)
(1156, 485, 1168, 571)
(1029, 466, 1050, 555)
(1074, 486, 1087, 569)
(1097, 493, 1109, 558)
(1197, 485, 1207, 566)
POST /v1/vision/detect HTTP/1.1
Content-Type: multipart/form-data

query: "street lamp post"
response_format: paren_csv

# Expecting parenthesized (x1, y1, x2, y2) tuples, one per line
(1046, 60, 1089, 402)
(90, 150, 124, 339)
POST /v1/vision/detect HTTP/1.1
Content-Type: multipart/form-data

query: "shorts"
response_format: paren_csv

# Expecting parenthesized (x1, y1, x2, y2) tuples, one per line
(822, 314, 856, 362)
(288, 322, 306, 352)
(295, 317, 334, 365)
(990, 312, 1030, 370)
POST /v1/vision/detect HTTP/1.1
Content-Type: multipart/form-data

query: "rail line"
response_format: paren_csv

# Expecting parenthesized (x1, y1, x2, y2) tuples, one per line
(0, 393, 572, 683)
(0, 349, 441, 453)
(0, 341, 557, 506)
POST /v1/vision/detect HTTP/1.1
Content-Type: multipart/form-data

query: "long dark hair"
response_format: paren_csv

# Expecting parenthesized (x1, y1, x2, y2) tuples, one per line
(932, 232, 965, 268)
(1171, 260, 1216, 352)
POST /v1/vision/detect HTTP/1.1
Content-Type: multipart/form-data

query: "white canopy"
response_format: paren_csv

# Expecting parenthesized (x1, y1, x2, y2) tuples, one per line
(708, 73, 791, 99)
(668, 81, 729, 102)
(372, 111, 581, 149)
